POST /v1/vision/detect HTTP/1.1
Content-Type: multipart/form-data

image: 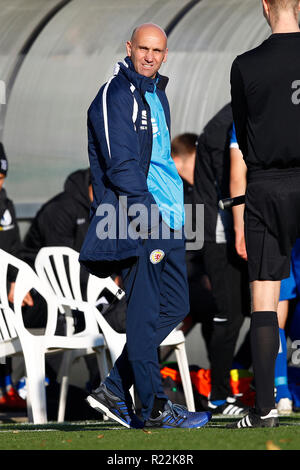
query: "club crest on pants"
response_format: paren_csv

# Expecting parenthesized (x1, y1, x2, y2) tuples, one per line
(149, 249, 165, 264)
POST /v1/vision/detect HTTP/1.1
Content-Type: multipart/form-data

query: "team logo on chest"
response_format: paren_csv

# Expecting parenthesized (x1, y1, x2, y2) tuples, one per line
(1, 209, 12, 226)
(149, 249, 165, 264)
(0, 209, 14, 231)
(140, 110, 148, 130)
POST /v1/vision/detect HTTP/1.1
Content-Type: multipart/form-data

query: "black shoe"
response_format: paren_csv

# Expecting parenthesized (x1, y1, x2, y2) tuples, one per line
(227, 408, 279, 428)
(86, 383, 143, 429)
(208, 396, 248, 416)
(144, 400, 211, 429)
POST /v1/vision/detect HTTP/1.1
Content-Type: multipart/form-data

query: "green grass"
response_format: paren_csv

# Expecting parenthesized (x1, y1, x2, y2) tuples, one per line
(0, 415, 299, 451)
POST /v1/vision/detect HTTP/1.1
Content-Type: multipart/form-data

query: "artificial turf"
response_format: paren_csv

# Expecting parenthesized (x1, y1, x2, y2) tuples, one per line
(0, 415, 299, 451)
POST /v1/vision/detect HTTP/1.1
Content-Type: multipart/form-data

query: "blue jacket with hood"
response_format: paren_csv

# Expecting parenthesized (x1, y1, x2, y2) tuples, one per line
(79, 57, 170, 277)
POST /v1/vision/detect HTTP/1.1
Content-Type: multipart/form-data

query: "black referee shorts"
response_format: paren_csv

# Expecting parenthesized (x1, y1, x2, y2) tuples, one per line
(245, 168, 300, 282)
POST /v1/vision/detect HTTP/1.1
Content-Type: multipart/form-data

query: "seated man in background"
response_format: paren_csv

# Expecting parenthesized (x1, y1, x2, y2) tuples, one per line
(18, 168, 126, 387)
(15, 168, 117, 390)
(21, 168, 92, 273)
(0, 142, 26, 409)
(19, 167, 126, 333)
(10, 168, 92, 329)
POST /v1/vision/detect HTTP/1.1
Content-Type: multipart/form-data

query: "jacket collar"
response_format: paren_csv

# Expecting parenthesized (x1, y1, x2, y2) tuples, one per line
(114, 56, 169, 94)
(0, 188, 6, 202)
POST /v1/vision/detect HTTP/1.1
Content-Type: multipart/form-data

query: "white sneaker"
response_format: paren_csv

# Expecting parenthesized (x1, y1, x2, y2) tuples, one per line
(276, 398, 293, 415)
(227, 408, 279, 428)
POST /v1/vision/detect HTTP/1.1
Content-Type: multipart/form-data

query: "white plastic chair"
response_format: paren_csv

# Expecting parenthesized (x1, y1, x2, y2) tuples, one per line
(87, 269, 196, 411)
(35, 247, 195, 412)
(34, 246, 115, 422)
(0, 248, 108, 424)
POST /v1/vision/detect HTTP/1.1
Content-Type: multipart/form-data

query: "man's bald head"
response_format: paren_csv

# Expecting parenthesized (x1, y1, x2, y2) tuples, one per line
(126, 23, 168, 79)
(130, 23, 167, 45)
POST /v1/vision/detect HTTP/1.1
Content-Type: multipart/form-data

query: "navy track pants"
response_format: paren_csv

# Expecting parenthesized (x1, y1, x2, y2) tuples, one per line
(105, 226, 189, 420)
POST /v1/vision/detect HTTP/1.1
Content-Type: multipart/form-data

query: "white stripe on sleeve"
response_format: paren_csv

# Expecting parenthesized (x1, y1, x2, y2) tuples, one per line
(102, 77, 115, 159)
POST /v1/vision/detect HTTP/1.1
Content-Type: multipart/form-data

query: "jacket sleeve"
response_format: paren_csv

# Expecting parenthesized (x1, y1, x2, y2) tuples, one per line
(88, 82, 157, 215)
(193, 135, 219, 242)
(230, 58, 248, 157)
(7, 201, 22, 258)
(5, 200, 22, 283)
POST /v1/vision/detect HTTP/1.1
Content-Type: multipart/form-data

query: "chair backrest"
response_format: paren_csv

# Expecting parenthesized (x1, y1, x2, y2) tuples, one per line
(35, 247, 84, 305)
(35, 246, 125, 305)
(0, 249, 59, 342)
(35, 247, 126, 341)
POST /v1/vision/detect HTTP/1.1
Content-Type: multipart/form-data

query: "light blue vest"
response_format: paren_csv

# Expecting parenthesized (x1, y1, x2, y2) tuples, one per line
(145, 87, 185, 230)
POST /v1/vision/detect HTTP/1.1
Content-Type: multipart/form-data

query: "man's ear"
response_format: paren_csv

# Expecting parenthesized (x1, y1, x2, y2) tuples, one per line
(163, 47, 168, 64)
(262, 0, 270, 22)
(126, 41, 132, 57)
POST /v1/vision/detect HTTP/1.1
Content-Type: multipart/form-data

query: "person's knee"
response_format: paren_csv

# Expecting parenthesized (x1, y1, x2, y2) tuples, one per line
(250, 280, 281, 312)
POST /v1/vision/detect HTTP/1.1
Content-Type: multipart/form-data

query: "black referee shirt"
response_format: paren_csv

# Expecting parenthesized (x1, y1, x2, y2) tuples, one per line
(231, 32, 300, 171)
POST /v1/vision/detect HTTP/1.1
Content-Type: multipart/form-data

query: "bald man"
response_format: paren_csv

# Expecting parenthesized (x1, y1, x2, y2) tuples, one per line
(81, 24, 211, 429)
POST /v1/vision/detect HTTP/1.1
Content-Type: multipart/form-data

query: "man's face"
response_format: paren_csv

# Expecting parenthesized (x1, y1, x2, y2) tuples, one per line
(0, 174, 5, 191)
(126, 25, 168, 79)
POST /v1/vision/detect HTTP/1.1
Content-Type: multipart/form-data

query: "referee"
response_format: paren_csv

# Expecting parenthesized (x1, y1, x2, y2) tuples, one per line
(230, 0, 300, 428)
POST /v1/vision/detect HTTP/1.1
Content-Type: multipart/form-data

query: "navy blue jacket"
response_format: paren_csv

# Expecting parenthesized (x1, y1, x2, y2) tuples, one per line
(79, 57, 170, 277)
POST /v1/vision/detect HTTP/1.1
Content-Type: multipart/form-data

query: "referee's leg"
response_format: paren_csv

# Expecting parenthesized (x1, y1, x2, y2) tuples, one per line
(250, 280, 281, 416)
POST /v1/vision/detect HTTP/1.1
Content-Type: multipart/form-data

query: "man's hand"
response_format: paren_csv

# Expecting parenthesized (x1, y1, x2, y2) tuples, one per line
(8, 282, 34, 307)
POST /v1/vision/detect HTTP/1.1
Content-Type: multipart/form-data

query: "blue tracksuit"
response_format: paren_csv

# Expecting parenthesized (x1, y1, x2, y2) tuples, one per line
(80, 57, 171, 275)
(80, 57, 189, 420)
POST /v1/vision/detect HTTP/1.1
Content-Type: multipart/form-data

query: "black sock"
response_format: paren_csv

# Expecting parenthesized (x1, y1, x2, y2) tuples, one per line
(150, 397, 167, 419)
(250, 311, 279, 416)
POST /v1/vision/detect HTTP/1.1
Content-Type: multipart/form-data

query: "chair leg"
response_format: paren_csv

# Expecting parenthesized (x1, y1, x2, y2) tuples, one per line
(175, 343, 195, 412)
(57, 350, 75, 422)
(94, 347, 109, 383)
(93, 347, 110, 422)
(23, 344, 47, 424)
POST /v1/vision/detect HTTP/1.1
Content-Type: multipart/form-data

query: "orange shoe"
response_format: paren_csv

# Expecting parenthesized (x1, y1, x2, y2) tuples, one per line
(0, 394, 7, 409)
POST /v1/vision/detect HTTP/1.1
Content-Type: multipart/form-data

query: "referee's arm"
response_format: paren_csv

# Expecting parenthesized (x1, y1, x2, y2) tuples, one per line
(230, 58, 248, 156)
(230, 145, 248, 261)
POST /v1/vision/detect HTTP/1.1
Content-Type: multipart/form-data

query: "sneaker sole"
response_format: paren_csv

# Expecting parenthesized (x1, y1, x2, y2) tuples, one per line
(161, 423, 207, 429)
(85, 395, 130, 429)
(277, 409, 292, 415)
(146, 415, 211, 429)
(147, 423, 208, 429)
(227, 418, 279, 429)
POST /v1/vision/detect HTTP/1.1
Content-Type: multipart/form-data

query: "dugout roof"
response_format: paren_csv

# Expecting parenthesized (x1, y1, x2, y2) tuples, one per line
(0, 0, 269, 205)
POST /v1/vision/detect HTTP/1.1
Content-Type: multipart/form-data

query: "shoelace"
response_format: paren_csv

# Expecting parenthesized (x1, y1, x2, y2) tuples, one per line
(167, 402, 187, 422)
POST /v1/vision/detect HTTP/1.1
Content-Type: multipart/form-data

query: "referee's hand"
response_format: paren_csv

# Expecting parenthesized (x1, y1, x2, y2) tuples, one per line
(235, 229, 248, 261)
